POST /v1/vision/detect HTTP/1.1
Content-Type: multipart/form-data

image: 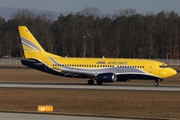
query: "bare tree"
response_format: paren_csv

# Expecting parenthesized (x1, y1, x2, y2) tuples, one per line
(0, 17, 5, 57)
(10, 9, 36, 19)
(113, 8, 136, 19)
(80, 7, 101, 17)
(35, 13, 53, 52)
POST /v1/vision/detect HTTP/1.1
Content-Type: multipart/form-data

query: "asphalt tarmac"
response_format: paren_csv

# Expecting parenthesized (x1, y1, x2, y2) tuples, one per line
(0, 112, 139, 120)
(0, 82, 179, 120)
(0, 82, 180, 92)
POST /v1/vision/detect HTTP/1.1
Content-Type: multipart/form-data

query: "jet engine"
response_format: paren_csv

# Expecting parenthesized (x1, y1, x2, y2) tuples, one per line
(96, 73, 117, 82)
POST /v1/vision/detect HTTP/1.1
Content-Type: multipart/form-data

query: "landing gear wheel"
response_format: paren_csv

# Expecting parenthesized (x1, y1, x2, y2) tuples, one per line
(87, 80, 94, 85)
(154, 82, 159, 86)
(96, 81, 103, 85)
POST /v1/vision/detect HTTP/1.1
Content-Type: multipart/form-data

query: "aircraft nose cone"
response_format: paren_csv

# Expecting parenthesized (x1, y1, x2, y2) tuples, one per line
(173, 69, 177, 75)
(170, 68, 177, 77)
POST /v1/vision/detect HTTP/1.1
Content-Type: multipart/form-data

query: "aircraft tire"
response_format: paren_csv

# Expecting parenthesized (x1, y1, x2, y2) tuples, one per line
(87, 80, 94, 85)
(96, 81, 103, 85)
(154, 82, 159, 86)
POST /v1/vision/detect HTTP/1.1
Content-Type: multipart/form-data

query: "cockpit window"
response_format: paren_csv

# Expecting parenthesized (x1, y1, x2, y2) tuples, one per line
(159, 64, 169, 68)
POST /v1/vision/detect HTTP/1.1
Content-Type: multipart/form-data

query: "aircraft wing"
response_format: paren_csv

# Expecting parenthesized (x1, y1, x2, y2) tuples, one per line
(58, 67, 98, 78)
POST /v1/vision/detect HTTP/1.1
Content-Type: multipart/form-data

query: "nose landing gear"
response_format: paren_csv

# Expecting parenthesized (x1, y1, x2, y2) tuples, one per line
(154, 79, 165, 86)
(154, 81, 159, 86)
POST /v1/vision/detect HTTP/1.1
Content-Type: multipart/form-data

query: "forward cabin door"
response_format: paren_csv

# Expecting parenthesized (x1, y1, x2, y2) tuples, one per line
(148, 64, 154, 74)
(158, 66, 163, 76)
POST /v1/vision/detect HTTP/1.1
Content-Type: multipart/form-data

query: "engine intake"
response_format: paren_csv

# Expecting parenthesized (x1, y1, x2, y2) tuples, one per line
(96, 73, 117, 82)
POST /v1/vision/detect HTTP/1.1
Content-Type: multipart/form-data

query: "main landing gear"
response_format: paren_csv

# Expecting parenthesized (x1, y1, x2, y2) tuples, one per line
(87, 79, 103, 85)
(87, 79, 94, 85)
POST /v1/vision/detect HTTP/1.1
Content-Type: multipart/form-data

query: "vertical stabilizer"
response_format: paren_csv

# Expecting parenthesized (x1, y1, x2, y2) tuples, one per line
(18, 26, 45, 58)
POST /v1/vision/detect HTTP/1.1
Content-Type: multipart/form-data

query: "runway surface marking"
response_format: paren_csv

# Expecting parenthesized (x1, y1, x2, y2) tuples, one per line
(0, 82, 180, 91)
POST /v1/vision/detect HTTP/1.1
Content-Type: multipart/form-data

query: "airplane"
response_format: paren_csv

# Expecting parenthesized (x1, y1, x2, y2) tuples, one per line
(18, 26, 177, 86)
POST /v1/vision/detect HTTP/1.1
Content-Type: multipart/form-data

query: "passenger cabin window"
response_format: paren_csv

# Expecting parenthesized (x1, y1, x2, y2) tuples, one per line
(53, 63, 145, 69)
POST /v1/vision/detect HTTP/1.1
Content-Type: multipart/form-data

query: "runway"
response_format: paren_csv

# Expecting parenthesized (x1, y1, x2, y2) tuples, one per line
(0, 82, 180, 91)
(0, 112, 135, 120)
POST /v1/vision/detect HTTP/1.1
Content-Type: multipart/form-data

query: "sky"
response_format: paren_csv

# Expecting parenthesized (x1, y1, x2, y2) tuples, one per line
(0, 0, 180, 14)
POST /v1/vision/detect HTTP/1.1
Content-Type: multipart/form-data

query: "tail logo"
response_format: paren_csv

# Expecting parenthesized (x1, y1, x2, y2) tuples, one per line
(22, 38, 41, 52)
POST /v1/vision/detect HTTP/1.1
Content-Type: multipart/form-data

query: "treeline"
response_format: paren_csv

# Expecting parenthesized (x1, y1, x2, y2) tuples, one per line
(0, 8, 180, 59)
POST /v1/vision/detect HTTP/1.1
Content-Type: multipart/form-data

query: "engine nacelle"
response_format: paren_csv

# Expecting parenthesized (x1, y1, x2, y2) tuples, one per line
(96, 73, 117, 82)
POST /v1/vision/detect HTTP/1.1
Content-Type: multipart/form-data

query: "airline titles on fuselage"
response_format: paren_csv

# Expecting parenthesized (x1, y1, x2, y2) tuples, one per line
(96, 61, 127, 65)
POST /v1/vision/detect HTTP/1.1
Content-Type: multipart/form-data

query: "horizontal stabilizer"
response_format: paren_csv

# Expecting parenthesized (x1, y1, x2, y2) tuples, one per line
(4, 56, 36, 62)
